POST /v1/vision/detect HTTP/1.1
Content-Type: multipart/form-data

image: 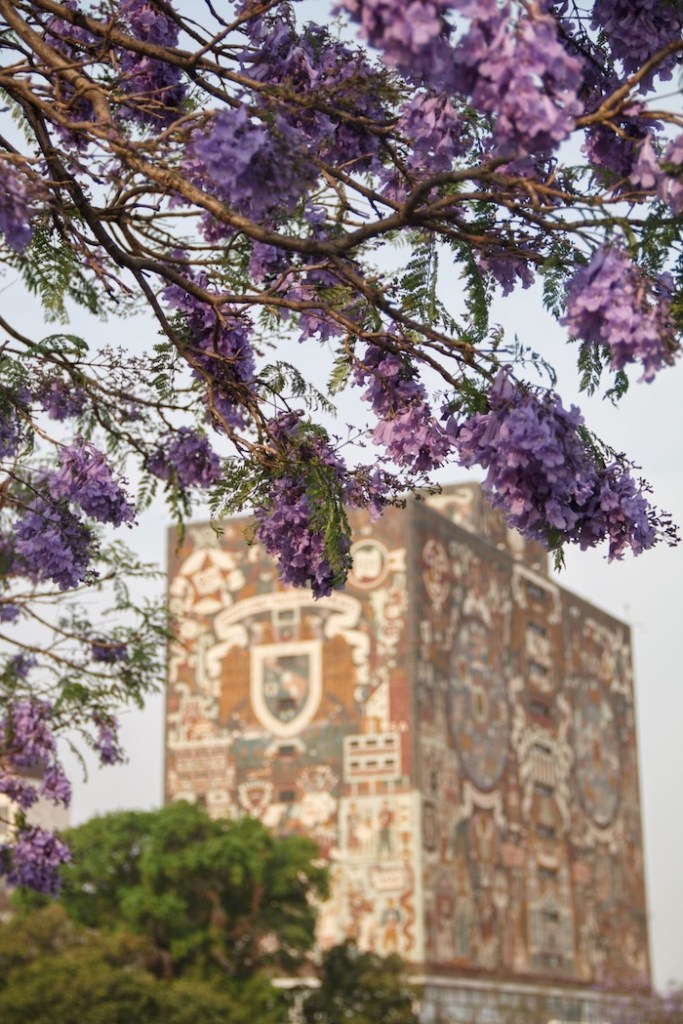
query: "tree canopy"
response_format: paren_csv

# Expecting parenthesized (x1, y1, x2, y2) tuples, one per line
(0, 903, 288, 1024)
(1, 808, 419, 1024)
(0, 0, 681, 887)
(18, 801, 329, 979)
(302, 941, 419, 1024)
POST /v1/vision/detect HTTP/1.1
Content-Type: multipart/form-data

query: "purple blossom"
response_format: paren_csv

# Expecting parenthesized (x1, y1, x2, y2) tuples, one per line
(450, 370, 669, 559)
(0, 699, 56, 768)
(189, 107, 317, 223)
(40, 765, 72, 806)
(449, 4, 584, 158)
(354, 343, 452, 471)
(0, 170, 33, 251)
(163, 282, 255, 431)
(399, 92, 468, 174)
(335, 0, 447, 70)
(340, 1, 584, 158)
(255, 477, 345, 599)
(0, 406, 21, 459)
(252, 413, 353, 598)
(0, 384, 31, 458)
(146, 428, 221, 489)
(0, 772, 39, 810)
(2, 826, 71, 895)
(249, 242, 290, 284)
(7, 654, 35, 680)
(592, 0, 683, 91)
(584, 122, 648, 183)
(39, 380, 87, 421)
(285, 260, 362, 343)
(51, 442, 135, 527)
(372, 403, 452, 472)
(0, 605, 21, 624)
(658, 133, 683, 214)
(564, 248, 676, 381)
(381, 91, 468, 199)
(92, 716, 124, 766)
(91, 639, 129, 664)
(477, 252, 535, 295)
(117, 0, 186, 126)
(14, 497, 92, 590)
(242, 18, 386, 173)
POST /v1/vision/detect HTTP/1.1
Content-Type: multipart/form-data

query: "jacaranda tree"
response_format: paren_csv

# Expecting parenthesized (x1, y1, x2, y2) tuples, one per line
(0, 0, 681, 891)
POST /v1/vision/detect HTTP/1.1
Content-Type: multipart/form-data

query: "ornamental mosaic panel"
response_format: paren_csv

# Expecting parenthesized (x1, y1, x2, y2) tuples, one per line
(165, 484, 650, 996)
(414, 499, 650, 991)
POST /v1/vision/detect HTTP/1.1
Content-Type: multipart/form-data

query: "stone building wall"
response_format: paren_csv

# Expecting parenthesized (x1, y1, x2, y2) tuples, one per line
(165, 484, 650, 1001)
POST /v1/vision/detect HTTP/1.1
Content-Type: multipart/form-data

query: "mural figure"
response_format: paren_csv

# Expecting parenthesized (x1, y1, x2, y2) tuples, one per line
(378, 801, 396, 859)
(380, 897, 402, 953)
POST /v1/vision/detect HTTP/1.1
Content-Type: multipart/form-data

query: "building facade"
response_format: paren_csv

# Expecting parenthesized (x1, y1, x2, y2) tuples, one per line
(165, 483, 650, 1020)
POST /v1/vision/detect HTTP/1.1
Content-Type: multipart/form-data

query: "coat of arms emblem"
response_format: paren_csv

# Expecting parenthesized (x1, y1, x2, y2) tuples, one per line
(251, 640, 322, 738)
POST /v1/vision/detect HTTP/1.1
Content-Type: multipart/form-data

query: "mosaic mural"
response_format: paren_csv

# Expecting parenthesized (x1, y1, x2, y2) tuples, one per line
(165, 484, 650, 994)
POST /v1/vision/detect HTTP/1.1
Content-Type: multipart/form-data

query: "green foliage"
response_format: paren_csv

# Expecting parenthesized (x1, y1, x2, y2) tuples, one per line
(0, 904, 286, 1024)
(20, 802, 328, 981)
(451, 240, 491, 346)
(302, 942, 419, 1024)
(10, 225, 101, 323)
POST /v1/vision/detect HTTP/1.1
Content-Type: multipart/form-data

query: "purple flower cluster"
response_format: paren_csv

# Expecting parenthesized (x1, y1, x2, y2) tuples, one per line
(249, 242, 291, 284)
(39, 380, 87, 421)
(0, 605, 21, 624)
(564, 248, 675, 381)
(146, 427, 221, 489)
(163, 276, 255, 431)
(91, 639, 128, 663)
(252, 413, 353, 598)
(335, 0, 448, 74)
(382, 92, 468, 198)
(0, 692, 70, 806)
(340, 1, 584, 158)
(14, 498, 91, 590)
(450, 3, 584, 158)
(2, 826, 71, 896)
(0, 406, 21, 460)
(592, 0, 683, 90)
(399, 93, 467, 175)
(118, 0, 186, 126)
(659, 134, 683, 213)
(284, 259, 362, 344)
(92, 716, 124, 766)
(354, 344, 452, 471)
(477, 251, 535, 295)
(51, 442, 135, 527)
(40, 765, 72, 805)
(0, 773, 39, 810)
(190, 107, 317, 224)
(242, 18, 386, 174)
(631, 132, 683, 214)
(0, 171, 33, 251)
(584, 120, 649, 183)
(254, 477, 341, 599)
(0, 698, 56, 769)
(451, 371, 664, 559)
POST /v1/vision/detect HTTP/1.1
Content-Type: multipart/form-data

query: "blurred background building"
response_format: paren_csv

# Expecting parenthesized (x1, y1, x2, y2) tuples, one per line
(164, 483, 650, 1022)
